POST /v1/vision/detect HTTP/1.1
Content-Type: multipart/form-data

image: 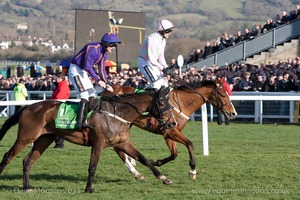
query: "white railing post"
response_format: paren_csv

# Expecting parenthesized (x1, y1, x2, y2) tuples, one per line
(289, 101, 294, 123)
(201, 103, 209, 156)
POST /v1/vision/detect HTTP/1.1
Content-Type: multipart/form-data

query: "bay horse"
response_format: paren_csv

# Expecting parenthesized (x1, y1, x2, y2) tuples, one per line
(109, 79, 237, 180)
(0, 87, 176, 193)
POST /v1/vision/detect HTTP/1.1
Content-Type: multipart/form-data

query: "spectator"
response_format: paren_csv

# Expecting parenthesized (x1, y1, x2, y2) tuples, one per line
(273, 13, 282, 27)
(242, 28, 252, 41)
(13, 78, 28, 113)
(276, 72, 289, 92)
(262, 19, 274, 33)
(238, 72, 253, 91)
(263, 74, 276, 92)
(296, 4, 300, 18)
(51, 72, 70, 149)
(203, 41, 213, 59)
(186, 49, 198, 64)
(195, 48, 203, 61)
(288, 10, 298, 22)
(251, 24, 262, 38)
(280, 11, 289, 24)
(219, 32, 234, 50)
(24, 77, 33, 91)
(234, 31, 243, 44)
(252, 75, 264, 91)
(170, 58, 179, 69)
(275, 72, 291, 115)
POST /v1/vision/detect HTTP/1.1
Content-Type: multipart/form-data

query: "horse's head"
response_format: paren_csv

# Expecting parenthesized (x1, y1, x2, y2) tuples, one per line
(208, 80, 237, 120)
(149, 86, 176, 129)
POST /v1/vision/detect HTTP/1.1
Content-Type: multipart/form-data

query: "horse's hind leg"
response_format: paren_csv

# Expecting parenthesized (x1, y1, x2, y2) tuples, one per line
(23, 134, 56, 191)
(0, 140, 29, 174)
(115, 142, 173, 185)
(114, 148, 144, 180)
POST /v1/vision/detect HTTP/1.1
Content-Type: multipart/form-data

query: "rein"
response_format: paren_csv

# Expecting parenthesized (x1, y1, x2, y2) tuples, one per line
(99, 90, 171, 125)
(171, 75, 210, 102)
(100, 110, 131, 124)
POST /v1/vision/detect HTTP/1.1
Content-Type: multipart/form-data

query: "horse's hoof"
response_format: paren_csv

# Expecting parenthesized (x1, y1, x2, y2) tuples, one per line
(152, 160, 162, 166)
(135, 174, 145, 180)
(190, 173, 197, 179)
(189, 170, 197, 179)
(85, 188, 93, 193)
(163, 178, 173, 185)
(24, 188, 35, 193)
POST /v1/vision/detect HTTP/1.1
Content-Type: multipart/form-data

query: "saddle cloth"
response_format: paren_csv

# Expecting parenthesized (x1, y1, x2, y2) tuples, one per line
(55, 102, 93, 129)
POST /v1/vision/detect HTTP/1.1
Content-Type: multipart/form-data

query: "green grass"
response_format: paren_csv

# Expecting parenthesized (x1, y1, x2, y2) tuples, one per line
(0, 119, 299, 199)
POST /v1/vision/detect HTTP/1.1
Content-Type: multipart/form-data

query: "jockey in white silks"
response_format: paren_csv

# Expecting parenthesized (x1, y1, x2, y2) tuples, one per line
(138, 19, 175, 89)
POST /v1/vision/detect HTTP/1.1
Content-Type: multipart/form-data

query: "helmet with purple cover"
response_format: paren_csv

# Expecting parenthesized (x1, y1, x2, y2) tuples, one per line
(101, 32, 121, 44)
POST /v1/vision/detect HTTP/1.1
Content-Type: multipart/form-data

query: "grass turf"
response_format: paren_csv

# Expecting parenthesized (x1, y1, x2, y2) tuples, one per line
(0, 119, 299, 199)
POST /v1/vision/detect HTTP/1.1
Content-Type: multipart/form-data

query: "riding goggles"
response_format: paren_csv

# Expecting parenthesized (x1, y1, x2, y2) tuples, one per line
(108, 43, 117, 47)
(164, 29, 173, 33)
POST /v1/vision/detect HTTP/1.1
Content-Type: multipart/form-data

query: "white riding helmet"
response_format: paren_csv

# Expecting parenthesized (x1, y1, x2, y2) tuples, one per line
(157, 19, 174, 32)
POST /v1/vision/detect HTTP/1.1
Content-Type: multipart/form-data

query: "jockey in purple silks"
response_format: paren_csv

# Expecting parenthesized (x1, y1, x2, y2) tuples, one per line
(68, 32, 121, 129)
(138, 19, 174, 90)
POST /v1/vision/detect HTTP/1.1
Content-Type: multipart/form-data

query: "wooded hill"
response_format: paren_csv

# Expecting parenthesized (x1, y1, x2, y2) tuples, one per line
(0, 0, 297, 61)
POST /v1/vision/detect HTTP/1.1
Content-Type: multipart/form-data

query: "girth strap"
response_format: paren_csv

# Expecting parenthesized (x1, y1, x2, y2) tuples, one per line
(169, 102, 190, 120)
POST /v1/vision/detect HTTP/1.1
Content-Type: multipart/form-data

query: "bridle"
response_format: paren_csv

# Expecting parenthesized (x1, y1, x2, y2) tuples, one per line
(207, 84, 232, 110)
(170, 76, 231, 117)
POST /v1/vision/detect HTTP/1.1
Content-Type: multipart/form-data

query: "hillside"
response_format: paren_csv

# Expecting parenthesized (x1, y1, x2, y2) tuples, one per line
(0, 0, 298, 61)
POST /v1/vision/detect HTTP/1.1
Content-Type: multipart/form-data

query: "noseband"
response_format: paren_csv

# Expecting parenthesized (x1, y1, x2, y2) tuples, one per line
(208, 85, 232, 110)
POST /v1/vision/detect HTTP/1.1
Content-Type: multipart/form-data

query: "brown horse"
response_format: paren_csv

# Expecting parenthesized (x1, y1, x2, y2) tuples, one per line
(0, 87, 176, 193)
(109, 79, 237, 180)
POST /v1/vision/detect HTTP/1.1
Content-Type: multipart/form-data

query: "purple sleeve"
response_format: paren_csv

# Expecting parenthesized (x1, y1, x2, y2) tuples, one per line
(98, 55, 108, 82)
(84, 46, 100, 81)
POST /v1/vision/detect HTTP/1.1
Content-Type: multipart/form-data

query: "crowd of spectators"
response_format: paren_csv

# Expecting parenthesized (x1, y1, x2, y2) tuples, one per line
(0, 67, 150, 95)
(1, 55, 300, 97)
(186, 5, 300, 64)
(178, 56, 300, 93)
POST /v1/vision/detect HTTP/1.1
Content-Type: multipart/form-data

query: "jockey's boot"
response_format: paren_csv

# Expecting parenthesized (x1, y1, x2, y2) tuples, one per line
(75, 98, 88, 130)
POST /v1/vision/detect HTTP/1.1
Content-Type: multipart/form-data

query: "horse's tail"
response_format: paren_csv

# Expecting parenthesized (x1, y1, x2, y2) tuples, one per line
(0, 106, 27, 141)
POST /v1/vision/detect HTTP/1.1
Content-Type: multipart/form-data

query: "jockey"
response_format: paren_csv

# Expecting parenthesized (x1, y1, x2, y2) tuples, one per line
(138, 19, 174, 89)
(68, 32, 120, 130)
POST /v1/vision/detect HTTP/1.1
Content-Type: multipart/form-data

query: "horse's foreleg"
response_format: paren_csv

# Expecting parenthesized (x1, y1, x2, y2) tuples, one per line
(151, 138, 178, 166)
(23, 134, 56, 191)
(114, 148, 144, 180)
(161, 129, 196, 179)
(85, 144, 103, 193)
(115, 142, 173, 185)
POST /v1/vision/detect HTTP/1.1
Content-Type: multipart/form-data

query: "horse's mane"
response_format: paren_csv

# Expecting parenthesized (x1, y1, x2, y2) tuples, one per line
(100, 90, 154, 101)
(173, 80, 216, 90)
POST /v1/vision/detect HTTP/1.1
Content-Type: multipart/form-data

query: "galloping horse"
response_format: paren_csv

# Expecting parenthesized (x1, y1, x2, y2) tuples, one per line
(110, 79, 237, 180)
(0, 87, 176, 193)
